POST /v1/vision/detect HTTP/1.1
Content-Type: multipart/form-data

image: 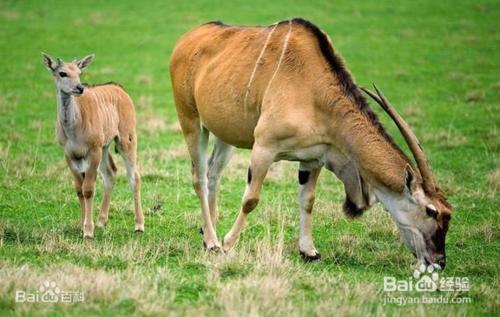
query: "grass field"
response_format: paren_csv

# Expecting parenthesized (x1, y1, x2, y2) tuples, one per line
(0, 0, 499, 316)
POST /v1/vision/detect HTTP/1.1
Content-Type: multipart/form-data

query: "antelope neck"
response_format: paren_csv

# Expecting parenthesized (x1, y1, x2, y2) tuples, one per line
(57, 89, 80, 135)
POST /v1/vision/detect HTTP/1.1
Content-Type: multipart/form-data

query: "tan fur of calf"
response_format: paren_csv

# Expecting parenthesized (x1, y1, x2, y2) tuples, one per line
(43, 53, 144, 239)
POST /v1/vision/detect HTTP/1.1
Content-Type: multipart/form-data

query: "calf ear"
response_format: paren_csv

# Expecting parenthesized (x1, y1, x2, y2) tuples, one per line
(76, 54, 95, 70)
(41, 52, 57, 71)
(404, 164, 417, 194)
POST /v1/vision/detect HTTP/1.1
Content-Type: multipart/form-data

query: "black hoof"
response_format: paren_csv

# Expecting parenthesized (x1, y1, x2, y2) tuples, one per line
(199, 227, 204, 235)
(300, 251, 322, 262)
(134, 229, 144, 234)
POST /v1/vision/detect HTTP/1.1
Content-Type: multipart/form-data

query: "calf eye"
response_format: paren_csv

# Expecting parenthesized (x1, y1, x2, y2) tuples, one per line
(58, 72, 67, 77)
(426, 206, 438, 219)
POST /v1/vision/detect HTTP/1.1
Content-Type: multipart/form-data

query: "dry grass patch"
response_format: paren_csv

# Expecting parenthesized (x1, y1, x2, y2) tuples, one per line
(476, 282, 500, 313)
(0, 263, 178, 316)
(139, 146, 188, 178)
(163, 145, 189, 160)
(166, 121, 183, 133)
(0, 8, 19, 20)
(486, 126, 499, 150)
(0, 93, 20, 115)
(447, 72, 465, 81)
(42, 159, 68, 181)
(136, 95, 171, 136)
(1, 153, 37, 179)
(216, 275, 293, 317)
(90, 12, 105, 26)
(421, 129, 468, 148)
(465, 90, 486, 102)
(135, 73, 153, 86)
(398, 29, 416, 38)
(224, 151, 249, 178)
(136, 95, 154, 109)
(94, 66, 115, 76)
(470, 223, 499, 243)
(487, 169, 500, 195)
(142, 116, 167, 134)
(72, 12, 107, 28)
(0, 141, 11, 166)
(402, 101, 424, 126)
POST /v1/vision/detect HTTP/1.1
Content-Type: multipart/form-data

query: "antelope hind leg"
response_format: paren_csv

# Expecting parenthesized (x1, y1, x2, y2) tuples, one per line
(207, 137, 234, 231)
(186, 126, 221, 250)
(97, 146, 117, 228)
(119, 135, 145, 233)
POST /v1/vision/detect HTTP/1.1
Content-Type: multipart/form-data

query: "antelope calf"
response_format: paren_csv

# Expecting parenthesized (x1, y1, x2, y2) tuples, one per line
(42, 53, 144, 239)
(170, 19, 452, 268)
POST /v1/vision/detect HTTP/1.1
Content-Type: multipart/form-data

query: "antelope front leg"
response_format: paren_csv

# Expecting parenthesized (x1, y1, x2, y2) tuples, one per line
(66, 155, 85, 226)
(298, 164, 322, 261)
(81, 148, 102, 239)
(222, 145, 275, 252)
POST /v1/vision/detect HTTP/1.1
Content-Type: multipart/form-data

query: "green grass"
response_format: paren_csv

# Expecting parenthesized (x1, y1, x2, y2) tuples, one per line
(0, 0, 498, 316)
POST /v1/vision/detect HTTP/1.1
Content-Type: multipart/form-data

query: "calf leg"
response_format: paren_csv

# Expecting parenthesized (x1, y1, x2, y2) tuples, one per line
(222, 145, 275, 252)
(81, 148, 102, 239)
(65, 155, 85, 226)
(298, 163, 322, 261)
(207, 137, 233, 231)
(119, 133, 144, 233)
(97, 146, 117, 228)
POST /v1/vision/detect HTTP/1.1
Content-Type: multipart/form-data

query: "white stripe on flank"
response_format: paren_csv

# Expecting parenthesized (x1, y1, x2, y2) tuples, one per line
(243, 23, 278, 117)
(264, 20, 292, 101)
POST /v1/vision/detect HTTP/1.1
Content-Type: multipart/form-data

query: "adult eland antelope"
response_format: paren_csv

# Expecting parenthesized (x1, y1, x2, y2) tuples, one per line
(42, 53, 144, 239)
(169, 18, 452, 267)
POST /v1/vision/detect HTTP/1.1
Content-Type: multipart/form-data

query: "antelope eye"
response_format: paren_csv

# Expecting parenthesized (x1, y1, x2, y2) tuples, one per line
(58, 72, 67, 77)
(426, 206, 438, 219)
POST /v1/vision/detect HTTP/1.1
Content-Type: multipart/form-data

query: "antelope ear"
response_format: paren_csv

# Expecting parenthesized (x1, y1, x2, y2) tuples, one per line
(42, 52, 57, 71)
(76, 54, 95, 70)
(404, 164, 417, 194)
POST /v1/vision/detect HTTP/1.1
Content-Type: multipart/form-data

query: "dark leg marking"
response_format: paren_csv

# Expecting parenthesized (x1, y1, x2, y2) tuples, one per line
(298, 170, 310, 185)
(247, 168, 252, 184)
(242, 198, 259, 214)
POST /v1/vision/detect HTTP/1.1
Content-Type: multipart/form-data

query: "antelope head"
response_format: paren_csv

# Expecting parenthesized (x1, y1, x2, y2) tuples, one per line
(42, 53, 95, 96)
(362, 85, 453, 269)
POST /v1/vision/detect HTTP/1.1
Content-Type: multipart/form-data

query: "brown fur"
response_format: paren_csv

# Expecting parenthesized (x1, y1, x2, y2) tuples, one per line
(57, 84, 135, 147)
(170, 18, 411, 192)
(169, 19, 451, 258)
